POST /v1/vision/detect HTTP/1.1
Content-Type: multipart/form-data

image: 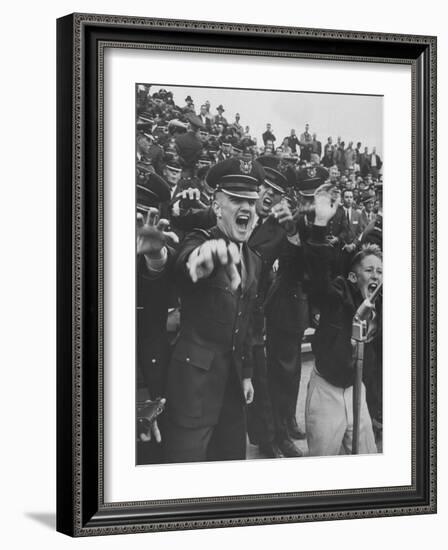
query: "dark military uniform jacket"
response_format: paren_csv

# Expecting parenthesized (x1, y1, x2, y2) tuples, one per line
(169, 215, 306, 341)
(263, 228, 308, 335)
(165, 226, 261, 428)
(137, 251, 175, 398)
(248, 217, 290, 343)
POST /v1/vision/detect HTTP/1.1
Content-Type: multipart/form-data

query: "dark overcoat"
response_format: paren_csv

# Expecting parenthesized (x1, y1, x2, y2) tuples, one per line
(305, 225, 382, 390)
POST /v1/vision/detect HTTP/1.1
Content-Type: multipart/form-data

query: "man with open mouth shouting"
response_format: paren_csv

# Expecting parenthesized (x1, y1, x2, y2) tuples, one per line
(163, 158, 264, 463)
(304, 183, 382, 456)
(247, 166, 307, 459)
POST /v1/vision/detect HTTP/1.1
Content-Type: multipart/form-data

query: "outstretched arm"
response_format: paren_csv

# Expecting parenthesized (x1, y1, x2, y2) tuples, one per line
(187, 239, 242, 291)
(305, 184, 343, 305)
(137, 208, 179, 263)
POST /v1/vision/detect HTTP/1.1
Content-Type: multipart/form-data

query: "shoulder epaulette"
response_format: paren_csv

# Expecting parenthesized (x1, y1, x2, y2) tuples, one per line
(192, 228, 212, 238)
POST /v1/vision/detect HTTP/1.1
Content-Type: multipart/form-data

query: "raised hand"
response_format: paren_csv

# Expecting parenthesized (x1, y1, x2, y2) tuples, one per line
(271, 198, 296, 236)
(139, 419, 162, 443)
(171, 188, 208, 217)
(177, 187, 202, 203)
(137, 208, 179, 257)
(314, 183, 341, 226)
(187, 239, 241, 290)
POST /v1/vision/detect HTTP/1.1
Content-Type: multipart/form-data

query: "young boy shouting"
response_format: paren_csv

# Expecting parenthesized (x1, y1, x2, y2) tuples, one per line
(305, 184, 382, 456)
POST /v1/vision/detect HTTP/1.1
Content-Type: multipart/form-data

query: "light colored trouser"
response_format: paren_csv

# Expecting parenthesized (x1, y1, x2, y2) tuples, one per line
(305, 368, 377, 456)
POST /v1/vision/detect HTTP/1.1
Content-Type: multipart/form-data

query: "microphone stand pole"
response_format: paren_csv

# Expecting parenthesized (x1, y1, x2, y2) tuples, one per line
(351, 282, 382, 455)
(351, 319, 366, 455)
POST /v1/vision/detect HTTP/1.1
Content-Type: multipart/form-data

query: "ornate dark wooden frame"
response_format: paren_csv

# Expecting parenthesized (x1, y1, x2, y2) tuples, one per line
(56, 13, 437, 537)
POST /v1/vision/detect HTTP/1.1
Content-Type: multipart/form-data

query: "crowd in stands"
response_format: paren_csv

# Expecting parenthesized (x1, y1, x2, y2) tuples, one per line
(135, 84, 383, 465)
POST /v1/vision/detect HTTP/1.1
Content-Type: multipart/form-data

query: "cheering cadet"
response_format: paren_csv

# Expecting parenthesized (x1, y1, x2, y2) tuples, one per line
(247, 167, 303, 458)
(163, 158, 265, 463)
(136, 172, 178, 463)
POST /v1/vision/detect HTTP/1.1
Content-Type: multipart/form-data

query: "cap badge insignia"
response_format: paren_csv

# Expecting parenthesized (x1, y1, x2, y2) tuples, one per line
(240, 159, 252, 175)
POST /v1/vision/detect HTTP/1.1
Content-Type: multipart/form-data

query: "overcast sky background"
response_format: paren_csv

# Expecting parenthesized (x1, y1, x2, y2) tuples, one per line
(148, 83, 383, 156)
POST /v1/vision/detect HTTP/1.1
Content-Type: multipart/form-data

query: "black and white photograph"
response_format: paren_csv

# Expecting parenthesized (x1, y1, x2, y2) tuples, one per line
(135, 83, 384, 465)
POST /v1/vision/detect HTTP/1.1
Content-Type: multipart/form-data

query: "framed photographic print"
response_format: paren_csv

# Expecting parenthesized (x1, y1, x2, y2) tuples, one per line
(56, 13, 437, 536)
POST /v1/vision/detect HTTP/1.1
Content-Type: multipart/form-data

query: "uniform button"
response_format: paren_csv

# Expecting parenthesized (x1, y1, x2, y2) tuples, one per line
(151, 358, 157, 364)
(232, 346, 235, 351)
(238, 311, 242, 316)
(235, 328, 239, 334)
(186, 357, 190, 363)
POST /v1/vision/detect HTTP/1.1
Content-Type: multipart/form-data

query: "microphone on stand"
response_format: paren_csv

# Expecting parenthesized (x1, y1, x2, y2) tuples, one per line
(351, 280, 382, 454)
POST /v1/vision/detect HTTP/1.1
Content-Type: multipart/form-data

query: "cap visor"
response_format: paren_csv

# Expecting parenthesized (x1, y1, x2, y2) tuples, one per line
(221, 189, 259, 199)
(264, 179, 285, 194)
(137, 204, 156, 213)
